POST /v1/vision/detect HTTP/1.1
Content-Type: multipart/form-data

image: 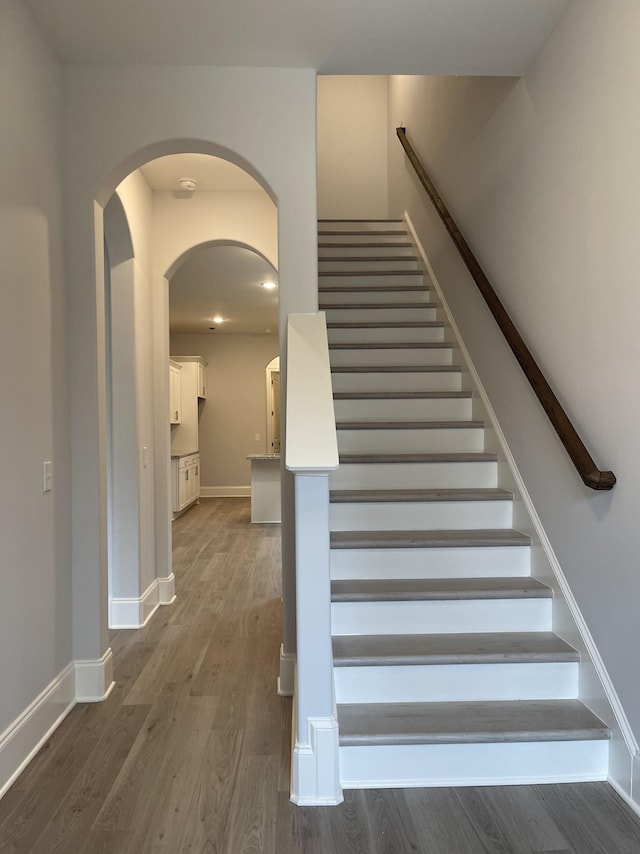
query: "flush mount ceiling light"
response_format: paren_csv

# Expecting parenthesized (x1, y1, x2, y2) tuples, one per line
(179, 177, 198, 192)
(212, 315, 224, 324)
(262, 281, 277, 290)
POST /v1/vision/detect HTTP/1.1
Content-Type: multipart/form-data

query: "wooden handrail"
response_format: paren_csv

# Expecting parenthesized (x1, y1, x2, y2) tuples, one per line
(397, 127, 615, 491)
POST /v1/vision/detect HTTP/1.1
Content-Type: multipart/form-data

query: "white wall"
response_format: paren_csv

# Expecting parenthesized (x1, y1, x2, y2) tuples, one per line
(63, 65, 318, 672)
(109, 170, 156, 600)
(154, 189, 277, 276)
(170, 334, 279, 489)
(0, 0, 71, 729)
(317, 76, 389, 219)
(388, 0, 640, 741)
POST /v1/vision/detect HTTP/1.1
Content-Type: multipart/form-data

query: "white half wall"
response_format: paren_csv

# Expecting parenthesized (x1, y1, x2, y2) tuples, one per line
(387, 0, 640, 746)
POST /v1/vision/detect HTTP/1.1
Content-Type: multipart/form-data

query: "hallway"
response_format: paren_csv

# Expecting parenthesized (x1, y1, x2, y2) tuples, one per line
(2, 498, 640, 853)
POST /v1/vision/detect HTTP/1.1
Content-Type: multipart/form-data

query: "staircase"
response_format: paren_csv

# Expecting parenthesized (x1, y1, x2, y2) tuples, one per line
(318, 218, 610, 789)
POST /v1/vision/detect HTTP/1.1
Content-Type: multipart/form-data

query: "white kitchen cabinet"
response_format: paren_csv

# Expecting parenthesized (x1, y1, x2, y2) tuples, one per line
(170, 356, 208, 453)
(172, 453, 200, 516)
(169, 360, 182, 424)
(197, 359, 207, 399)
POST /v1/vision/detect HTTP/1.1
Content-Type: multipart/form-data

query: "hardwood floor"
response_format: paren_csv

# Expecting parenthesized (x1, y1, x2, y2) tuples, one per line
(2, 497, 640, 853)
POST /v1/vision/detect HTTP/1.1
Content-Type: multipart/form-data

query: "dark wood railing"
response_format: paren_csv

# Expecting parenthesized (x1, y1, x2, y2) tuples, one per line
(397, 127, 615, 491)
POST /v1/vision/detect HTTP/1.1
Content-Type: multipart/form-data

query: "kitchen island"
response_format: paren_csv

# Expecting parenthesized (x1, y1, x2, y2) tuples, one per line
(246, 454, 281, 523)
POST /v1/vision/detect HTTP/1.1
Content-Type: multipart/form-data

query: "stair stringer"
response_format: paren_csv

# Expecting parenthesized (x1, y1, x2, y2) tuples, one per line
(404, 211, 639, 804)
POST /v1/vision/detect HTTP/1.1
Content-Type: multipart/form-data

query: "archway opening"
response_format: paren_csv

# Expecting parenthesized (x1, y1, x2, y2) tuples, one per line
(101, 147, 278, 630)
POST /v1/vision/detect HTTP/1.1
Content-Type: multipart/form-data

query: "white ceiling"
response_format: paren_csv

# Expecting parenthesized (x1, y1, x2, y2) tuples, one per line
(26, 0, 567, 74)
(140, 154, 262, 192)
(169, 244, 278, 336)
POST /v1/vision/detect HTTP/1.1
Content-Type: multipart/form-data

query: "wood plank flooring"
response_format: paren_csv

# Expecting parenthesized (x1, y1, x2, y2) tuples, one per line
(1, 497, 640, 853)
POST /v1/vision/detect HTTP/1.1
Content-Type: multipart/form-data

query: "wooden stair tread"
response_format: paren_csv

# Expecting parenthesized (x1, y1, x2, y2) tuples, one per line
(319, 255, 419, 262)
(332, 631, 580, 666)
(330, 488, 511, 503)
(337, 700, 611, 746)
(318, 219, 405, 223)
(327, 321, 444, 329)
(335, 419, 482, 430)
(339, 451, 496, 463)
(319, 285, 426, 293)
(331, 576, 550, 602)
(332, 365, 459, 374)
(330, 343, 451, 351)
(330, 528, 530, 549)
(319, 242, 413, 248)
(319, 270, 420, 277)
(334, 391, 470, 400)
(318, 231, 408, 237)
(320, 302, 437, 310)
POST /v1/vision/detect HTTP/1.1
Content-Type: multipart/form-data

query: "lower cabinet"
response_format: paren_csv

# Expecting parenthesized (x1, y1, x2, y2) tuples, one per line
(172, 453, 200, 516)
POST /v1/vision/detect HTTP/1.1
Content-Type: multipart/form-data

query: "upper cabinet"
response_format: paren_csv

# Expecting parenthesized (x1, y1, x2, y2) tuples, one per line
(170, 356, 208, 454)
(197, 359, 207, 399)
(169, 360, 182, 424)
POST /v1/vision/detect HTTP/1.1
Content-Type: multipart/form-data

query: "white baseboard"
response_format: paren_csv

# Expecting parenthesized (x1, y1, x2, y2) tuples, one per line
(199, 486, 250, 498)
(158, 573, 176, 605)
(109, 579, 160, 629)
(278, 645, 295, 697)
(405, 210, 638, 800)
(610, 766, 640, 819)
(0, 663, 76, 800)
(75, 648, 115, 703)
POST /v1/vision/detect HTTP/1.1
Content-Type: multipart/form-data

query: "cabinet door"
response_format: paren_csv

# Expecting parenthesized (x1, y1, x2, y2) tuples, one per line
(169, 365, 182, 423)
(178, 465, 189, 510)
(193, 458, 200, 499)
(197, 361, 206, 399)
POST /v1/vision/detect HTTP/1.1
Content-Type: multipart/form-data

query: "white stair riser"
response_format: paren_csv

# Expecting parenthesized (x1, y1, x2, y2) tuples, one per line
(329, 500, 513, 532)
(318, 233, 410, 245)
(339, 740, 609, 789)
(330, 348, 453, 369)
(321, 274, 423, 288)
(334, 396, 469, 421)
(319, 288, 431, 305)
(328, 327, 446, 345)
(330, 545, 530, 580)
(319, 245, 415, 258)
(332, 371, 460, 393)
(331, 599, 552, 636)
(319, 259, 419, 272)
(334, 662, 579, 704)
(318, 221, 407, 232)
(336, 426, 482, 454)
(325, 307, 437, 324)
(329, 500, 513, 531)
(330, 461, 498, 490)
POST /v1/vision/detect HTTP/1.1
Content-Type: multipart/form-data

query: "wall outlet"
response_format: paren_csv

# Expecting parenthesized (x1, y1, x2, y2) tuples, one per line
(255, 433, 261, 441)
(43, 461, 53, 493)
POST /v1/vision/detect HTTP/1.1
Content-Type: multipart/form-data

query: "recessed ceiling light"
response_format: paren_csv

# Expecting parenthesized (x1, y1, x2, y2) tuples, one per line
(212, 315, 224, 324)
(262, 281, 277, 290)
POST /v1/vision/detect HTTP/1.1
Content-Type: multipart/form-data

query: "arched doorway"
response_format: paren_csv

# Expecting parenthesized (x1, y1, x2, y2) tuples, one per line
(104, 154, 278, 633)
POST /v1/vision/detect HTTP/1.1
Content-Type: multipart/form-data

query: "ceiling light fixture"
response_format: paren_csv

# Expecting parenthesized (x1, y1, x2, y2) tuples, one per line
(179, 177, 198, 192)
(262, 281, 277, 290)
(212, 315, 224, 324)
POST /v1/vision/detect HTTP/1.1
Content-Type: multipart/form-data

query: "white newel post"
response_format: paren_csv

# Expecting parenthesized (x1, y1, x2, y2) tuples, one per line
(286, 313, 342, 806)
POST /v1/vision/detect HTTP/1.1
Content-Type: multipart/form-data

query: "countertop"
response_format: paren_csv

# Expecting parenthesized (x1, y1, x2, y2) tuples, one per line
(246, 454, 281, 461)
(171, 449, 198, 459)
